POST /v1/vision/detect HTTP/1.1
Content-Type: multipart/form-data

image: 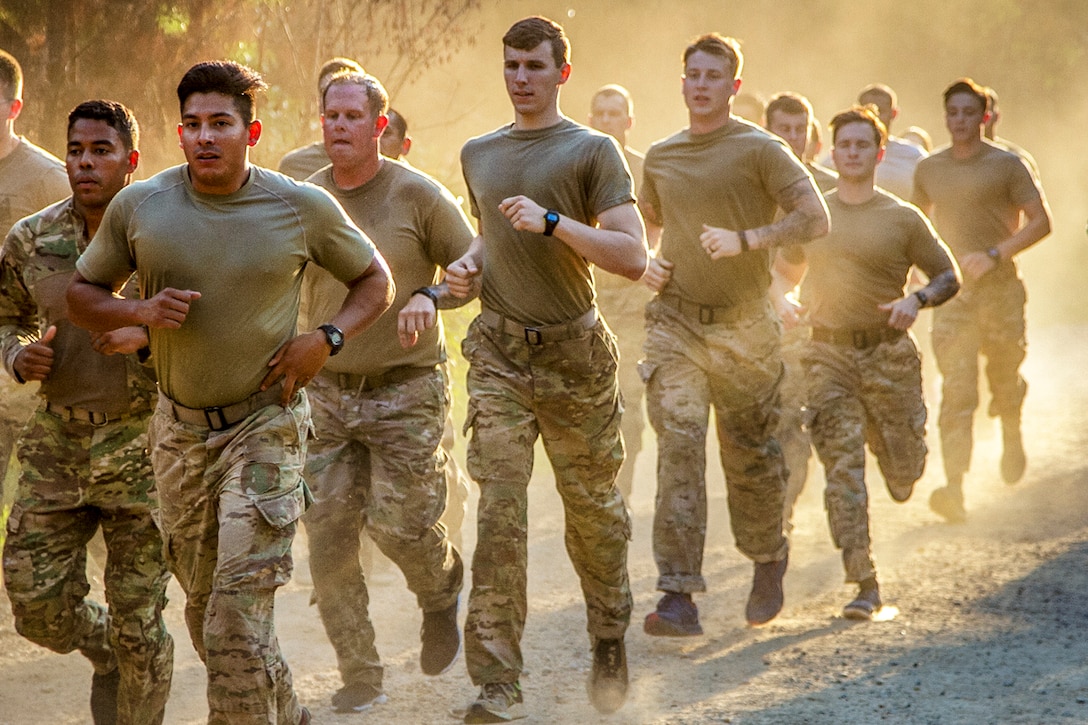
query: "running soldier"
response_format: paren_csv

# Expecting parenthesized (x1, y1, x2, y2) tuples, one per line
(278, 57, 364, 181)
(300, 70, 472, 713)
(779, 105, 959, 618)
(587, 83, 652, 503)
(446, 16, 647, 721)
(763, 91, 837, 533)
(1, 100, 172, 725)
(68, 61, 393, 725)
(912, 78, 1051, 522)
(639, 34, 828, 636)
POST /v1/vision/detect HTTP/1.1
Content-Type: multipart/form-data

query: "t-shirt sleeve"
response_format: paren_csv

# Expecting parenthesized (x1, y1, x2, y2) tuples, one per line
(423, 185, 476, 269)
(905, 206, 955, 280)
(1007, 155, 1044, 209)
(304, 187, 377, 283)
(910, 162, 931, 210)
(762, 137, 813, 199)
(76, 191, 137, 288)
(587, 136, 636, 216)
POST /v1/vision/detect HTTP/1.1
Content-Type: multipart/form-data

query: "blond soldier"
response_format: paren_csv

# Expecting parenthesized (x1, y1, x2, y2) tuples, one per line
(639, 34, 828, 636)
(277, 57, 364, 181)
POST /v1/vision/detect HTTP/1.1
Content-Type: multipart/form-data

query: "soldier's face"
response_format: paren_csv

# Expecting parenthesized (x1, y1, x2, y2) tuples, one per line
(67, 118, 137, 213)
(944, 92, 986, 144)
(178, 92, 260, 195)
(682, 51, 738, 123)
(322, 83, 384, 167)
(767, 111, 810, 158)
(832, 121, 883, 182)
(588, 94, 631, 142)
(503, 42, 569, 119)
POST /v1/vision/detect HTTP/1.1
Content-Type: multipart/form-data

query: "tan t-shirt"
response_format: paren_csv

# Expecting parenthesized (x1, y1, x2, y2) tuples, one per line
(303, 159, 474, 376)
(912, 140, 1044, 263)
(640, 118, 814, 306)
(278, 141, 330, 182)
(0, 197, 156, 415)
(461, 117, 634, 325)
(791, 189, 954, 329)
(0, 137, 69, 237)
(77, 165, 376, 408)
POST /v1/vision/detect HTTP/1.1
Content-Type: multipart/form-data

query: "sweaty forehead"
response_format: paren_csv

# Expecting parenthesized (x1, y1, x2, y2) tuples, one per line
(503, 42, 556, 65)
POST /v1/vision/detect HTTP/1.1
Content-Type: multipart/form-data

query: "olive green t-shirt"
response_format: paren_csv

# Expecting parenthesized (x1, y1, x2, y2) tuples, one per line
(792, 188, 954, 329)
(303, 159, 474, 376)
(641, 118, 813, 306)
(278, 141, 330, 182)
(77, 165, 376, 408)
(911, 140, 1044, 261)
(0, 137, 69, 238)
(460, 117, 634, 325)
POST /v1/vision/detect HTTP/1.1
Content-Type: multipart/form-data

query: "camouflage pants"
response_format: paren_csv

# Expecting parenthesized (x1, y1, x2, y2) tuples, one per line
(3, 408, 173, 725)
(804, 335, 927, 583)
(302, 367, 463, 691)
(778, 324, 813, 532)
(461, 314, 631, 686)
(931, 273, 1027, 481)
(597, 282, 654, 501)
(641, 296, 788, 594)
(148, 393, 310, 725)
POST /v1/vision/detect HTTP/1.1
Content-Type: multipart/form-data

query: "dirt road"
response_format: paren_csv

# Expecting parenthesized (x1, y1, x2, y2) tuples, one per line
(2, 322, 1087, 724)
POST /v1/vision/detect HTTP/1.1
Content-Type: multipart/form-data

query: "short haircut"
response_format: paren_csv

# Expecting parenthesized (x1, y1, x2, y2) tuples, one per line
(942, 77, 987, 112)
(765, 92, 813, 126)
(322, 71, 389, 119)
(0, 49, 22, 101)
(984, 85, 999, 113)
(682, 33, 743, 80)
(68, 100, 140, 152)
(830, 104, 888, 147)
(177, 61, 267, 123)
(858, 83, 896, 109)
(591, 84, 634, 116)
(319, 57, 364, 86)
(503, 16, 570, 69)
(385, 108, 408, 138)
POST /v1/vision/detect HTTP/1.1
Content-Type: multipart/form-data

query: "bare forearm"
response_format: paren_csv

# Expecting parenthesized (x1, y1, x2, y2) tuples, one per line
(327, 259, 395, 340)
(67, 276, 144, 331)
(750, 179, 830, 250)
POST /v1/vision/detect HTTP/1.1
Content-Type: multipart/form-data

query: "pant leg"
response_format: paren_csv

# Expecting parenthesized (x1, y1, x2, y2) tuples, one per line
(706, 304, 789, 564)
(777, 326, 812, 531)
(978, 275, 1028, 420)
(804, 342, 874, 583)
(535, 321, 631, 642)
(861, 335, 928, 491)
(461, 318, 538, 686)
(932, 294, 982, 481)
(641, 299, 712, 593)
(2, 411, 112, 672)
(302, 375, 381, 691)
(150, 394, 309, 725)
(362, 369, 463, 613)
(91, 418, 174, 725)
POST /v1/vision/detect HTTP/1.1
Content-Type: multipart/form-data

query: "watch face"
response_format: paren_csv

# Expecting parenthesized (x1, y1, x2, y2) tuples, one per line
(329, 329, 344, 346)
(545, 211, 560, 224)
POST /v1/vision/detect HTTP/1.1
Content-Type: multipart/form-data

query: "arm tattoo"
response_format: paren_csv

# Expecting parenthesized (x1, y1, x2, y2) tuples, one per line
(751, 178, 829, 249)
(921, 269, 960, 308)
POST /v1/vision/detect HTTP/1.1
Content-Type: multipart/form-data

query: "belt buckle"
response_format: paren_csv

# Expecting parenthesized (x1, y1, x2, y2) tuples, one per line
(524, 327, 543, 345)
(852, 330, 869, 349)
(88, 410, 109, 427)
(699, 305, 715, 324)
(203, 406, 228, 431)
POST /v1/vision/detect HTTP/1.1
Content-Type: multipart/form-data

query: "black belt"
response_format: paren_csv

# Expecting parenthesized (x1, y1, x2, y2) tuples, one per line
(44, 402, 133, 426)
(318, 364, 438, 392)
(657, 293, 767, 325)
(811, 326, 904, 349)
(479, 307, 597, 345)
(165, 383, 285, 432)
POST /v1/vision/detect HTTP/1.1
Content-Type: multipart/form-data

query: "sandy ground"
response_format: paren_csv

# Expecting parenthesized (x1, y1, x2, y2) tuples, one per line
(2, 322, 1088, 724)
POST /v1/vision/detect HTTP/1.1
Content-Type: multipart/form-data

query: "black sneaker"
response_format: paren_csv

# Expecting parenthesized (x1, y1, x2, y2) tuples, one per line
(643, 592, 703, 636)
(90, 667, 119, 725)
(746, 556, 788, 625)
(331, 682, 387, 713)
(843, 578, 882, 620)
(464, 682, 526, 723)
(421, 597, 461, 675)
(587, 638, 628, 714)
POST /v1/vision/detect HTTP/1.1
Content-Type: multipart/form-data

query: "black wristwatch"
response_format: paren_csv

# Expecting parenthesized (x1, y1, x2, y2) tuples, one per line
(543, 209, 560, 237)
(913, 289, 928, 308)
(412, 286, 440, 307)
(318, 323, 345, 356)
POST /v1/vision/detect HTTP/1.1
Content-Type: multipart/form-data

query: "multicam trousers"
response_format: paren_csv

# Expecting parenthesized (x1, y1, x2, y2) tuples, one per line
(640, 296, 789, 594)
(3, 407, 173, 725)
(302, 366, 463, 691)
(803, 334, 928, 583)
(148, 393, 310, 725)
(460, 313, 631, 686)
(931, 272, 1028, 482)
(777, 324, 813, 532)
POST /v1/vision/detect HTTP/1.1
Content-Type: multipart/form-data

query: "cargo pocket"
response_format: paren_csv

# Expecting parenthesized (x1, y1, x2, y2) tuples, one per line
(252, 483, 306, 530)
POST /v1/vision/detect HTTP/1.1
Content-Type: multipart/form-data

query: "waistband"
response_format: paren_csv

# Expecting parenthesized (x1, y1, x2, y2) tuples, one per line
(317, 364, 439, 392)
(479, 307, 597, 345)
(657, 292, 767, 325)
(163, 382, 285, 432)
(810, 326, 905, 349)
(44, 402, 135, 427)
